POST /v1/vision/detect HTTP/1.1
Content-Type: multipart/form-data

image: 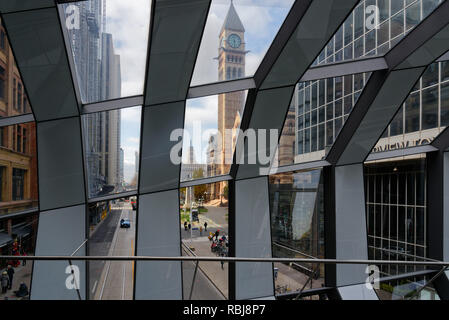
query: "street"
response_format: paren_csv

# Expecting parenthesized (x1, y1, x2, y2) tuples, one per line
(89, 202, 135, 300)
(181, 205, 229, 299)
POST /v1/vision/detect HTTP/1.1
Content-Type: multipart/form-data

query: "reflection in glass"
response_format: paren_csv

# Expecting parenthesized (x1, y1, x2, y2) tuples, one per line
(373, 61, 449, 153)
(272, 73, 368, 169)
(0, 122, 38, 216)
(88, 197, 136, 300)
(315, 0, 444, 67)
(376, 275, 440, 300)
(0, 213, 37, 300)
(191, 0, 295, 86)
(180, 182, 228, 300)
(269, 169, 325, 295)
(60, 0, 150, 104)
(181, 91, 247, 190)
(365, 158, 428, 278)
(83, 106, 141, 198)
(0, 18, 32, 118)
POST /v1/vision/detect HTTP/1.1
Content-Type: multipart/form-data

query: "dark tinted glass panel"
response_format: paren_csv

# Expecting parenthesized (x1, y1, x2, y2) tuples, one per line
(269, 169, 325, 294)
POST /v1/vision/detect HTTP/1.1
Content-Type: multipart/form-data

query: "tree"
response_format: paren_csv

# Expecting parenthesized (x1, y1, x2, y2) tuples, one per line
(192, 168, 206, 202)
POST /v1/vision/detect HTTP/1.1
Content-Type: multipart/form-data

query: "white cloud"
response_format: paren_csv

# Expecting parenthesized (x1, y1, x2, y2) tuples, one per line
(121, 106, 142, 124)
(191, 0, 294, 85)
(105, 0, 150, 97)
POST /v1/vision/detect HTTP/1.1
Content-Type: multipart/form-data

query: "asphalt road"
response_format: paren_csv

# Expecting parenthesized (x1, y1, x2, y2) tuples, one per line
(89, 202, 135, 300)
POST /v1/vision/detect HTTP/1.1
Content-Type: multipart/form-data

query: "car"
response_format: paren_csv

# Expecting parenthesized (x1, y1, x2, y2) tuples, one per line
(120, 219, 131, 228)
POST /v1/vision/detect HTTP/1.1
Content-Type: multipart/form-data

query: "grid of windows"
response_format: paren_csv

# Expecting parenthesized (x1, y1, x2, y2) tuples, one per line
(314, 0, 444, 67)
(365, 158, 427, 278)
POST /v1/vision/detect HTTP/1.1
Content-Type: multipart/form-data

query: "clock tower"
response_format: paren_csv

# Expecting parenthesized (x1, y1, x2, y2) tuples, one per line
(215, 0, 246, 198)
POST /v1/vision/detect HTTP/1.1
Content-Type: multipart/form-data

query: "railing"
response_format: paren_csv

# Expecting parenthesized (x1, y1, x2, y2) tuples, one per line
(1, 255, 447, 300)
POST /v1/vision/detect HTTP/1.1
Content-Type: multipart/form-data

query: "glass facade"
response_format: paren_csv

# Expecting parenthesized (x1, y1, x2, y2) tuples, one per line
(315, 0, 444, 67)
(365, 157, 428, 277)
(181, 90, 248, 203)
(180, 181, 229, 300)
(1, 0, 449, 302)
(88, 196, 136, 300)
(269, 169, 325, 294)
(82, 106, 141, 199)
(191, 0, 295, 86)
(60, 0, 151, 104)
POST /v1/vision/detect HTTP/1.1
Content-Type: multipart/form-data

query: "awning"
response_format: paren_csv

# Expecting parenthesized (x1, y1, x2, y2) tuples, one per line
(0, 232, 12, 248)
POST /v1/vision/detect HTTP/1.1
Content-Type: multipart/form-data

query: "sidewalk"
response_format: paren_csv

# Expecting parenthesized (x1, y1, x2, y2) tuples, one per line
(182, 239, 228, 298)
(0, 261, 32, 300)
(274, 262, 324, 293)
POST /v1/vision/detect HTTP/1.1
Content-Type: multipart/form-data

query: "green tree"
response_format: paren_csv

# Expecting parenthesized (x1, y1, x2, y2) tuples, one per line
(192, 168, 206, 202)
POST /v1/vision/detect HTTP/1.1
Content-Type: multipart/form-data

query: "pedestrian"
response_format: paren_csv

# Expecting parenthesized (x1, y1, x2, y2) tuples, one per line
(1, 271, 8, 294)
(220, 253, 225, 270)
(184, 221, 188, 231)
(204, 221, 208, 232)
(199, 226, 203, 236)
(6, 265, 14, 290)
(188, 223, 191, 230)
(215, 229, 220, 241)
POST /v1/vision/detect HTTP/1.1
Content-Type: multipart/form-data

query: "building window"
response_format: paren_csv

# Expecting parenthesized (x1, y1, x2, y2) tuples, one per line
(0, 65, 5, 101)
(12, 168, 25, 201)
(13, 78, 17, 110)
(18, 83, 23, 113)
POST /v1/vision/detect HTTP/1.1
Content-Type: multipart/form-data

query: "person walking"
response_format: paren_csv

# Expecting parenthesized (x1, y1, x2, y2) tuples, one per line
(188, 223, 191, 230)
(1, 271, 8, 294)
(204, 221, 208, 232)
(184, 221, 188, 231)
(6, 265, 14, 290)
(214, 229, 220, 241)
(199, 226, 203, 236)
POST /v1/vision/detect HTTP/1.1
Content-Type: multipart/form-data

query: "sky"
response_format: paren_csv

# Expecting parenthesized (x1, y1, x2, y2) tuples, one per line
(103, 0, 149, 183)
(184, 0, 294, 166)
(64, 0, 293, 180)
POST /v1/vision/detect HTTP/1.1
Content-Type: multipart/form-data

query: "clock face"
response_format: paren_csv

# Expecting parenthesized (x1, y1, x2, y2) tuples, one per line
(228, 34, 241, 49)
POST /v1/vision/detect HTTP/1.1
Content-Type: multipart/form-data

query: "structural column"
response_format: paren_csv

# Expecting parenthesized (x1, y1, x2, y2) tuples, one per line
(324, 164, 378, 300)
(427, 151, 449, 299)
(234, 176, 274, 300)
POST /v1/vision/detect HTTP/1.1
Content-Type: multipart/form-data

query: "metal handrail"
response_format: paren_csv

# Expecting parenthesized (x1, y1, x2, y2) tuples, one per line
(2, 255, 449, 266)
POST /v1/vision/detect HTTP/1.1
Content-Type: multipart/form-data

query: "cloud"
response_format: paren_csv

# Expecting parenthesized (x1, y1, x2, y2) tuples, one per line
(105, 0, 150, 97)
(191, 0, 295, 85)
(121, 106, 142, 124)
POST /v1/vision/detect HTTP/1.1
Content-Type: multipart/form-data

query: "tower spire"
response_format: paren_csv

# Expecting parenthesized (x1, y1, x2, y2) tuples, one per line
(221, 0, 245, 33)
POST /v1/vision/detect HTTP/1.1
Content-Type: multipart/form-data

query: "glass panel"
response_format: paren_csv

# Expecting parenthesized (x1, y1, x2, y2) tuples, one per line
(364, 157, 428, 278)
(315, 0, 445, 66)
(269, 169, 325, 295)
(272, 72, 368, 169)
(0, 122, 38, 216)
(191, 0, 295, 86)
(376, 274, 440, 300)
(372, 62, 447, 154)
(0, 18, 32, 118)
(181, 91, 248, 183)
(181, 181, 228, 300)
(0, 213, 37, 300)
(60, 0, 151, 104)
(88, 197, 136, 300)
(82, 106, 141, 198)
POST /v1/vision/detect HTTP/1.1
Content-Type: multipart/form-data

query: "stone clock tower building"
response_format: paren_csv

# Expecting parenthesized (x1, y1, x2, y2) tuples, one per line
(213, 1, 247, 199)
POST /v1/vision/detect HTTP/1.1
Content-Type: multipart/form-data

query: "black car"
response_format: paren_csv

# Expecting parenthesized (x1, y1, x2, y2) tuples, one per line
(120, 219, 131, 228)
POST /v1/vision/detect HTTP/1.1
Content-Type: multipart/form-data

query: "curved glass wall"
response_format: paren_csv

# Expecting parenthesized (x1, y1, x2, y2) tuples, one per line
(191, 0, 295, 86)
(269, 169, 325, 295)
